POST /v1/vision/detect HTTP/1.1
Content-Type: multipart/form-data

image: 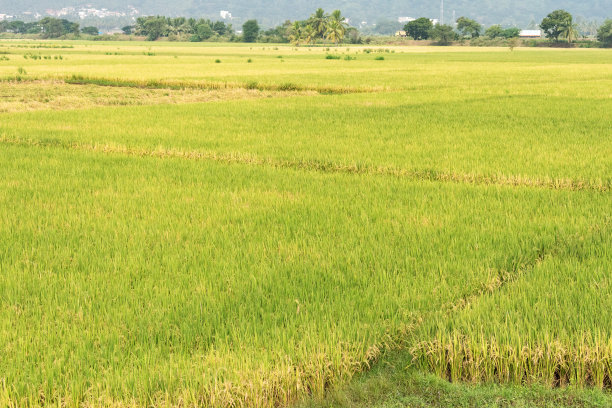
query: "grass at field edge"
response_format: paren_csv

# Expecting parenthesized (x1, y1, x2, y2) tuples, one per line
(300, 351, 612, 408)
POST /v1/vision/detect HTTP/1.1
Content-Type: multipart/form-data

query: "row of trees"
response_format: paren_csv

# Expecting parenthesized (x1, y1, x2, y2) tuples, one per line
(287, 9, 349, 45)
(1, 11, 610, 47)
(403, 17, 517, 42)
(240, 9, 357, 45)
(128, 16, 233, 41)
(401, 10, 611, 46)
(0, 18, 99, 38)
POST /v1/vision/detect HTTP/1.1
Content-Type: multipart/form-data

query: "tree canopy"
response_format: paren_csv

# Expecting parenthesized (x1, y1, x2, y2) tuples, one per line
(485, 25, 520, 39)
(38, 17, 79, 38)
(431, 24, 457, 45)
(456, 17, 482, 38)
(404, 18, 433, 40)
(540, 9, 573, 42)
(81, 26, 99, 36)
(242, 20, 260, 42)
(597, 19, 612, 47)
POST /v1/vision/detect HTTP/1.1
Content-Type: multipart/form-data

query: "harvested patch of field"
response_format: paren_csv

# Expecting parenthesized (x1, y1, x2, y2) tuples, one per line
(0, 80, 314, 112)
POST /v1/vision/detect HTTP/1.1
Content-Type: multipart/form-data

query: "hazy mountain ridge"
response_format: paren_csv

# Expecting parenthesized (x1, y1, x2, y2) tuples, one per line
(1, 0, 610, 27)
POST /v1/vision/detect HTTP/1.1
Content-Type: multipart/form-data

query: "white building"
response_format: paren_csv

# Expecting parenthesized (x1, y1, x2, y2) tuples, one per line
(220, 10, 232, 20)
(398, 17, 415, 23)
(519, 30, 542, 38)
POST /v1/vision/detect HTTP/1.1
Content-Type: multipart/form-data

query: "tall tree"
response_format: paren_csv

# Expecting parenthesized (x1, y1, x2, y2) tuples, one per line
(485, 24, 504, 38)
(302, 24, 316, 44)
(456, 17, 482, 38)
(540, 10, 573, 42)
(431, 24, 456, 45)
(139, 16, 167, 41)
(289, 21, 301, 45)
(561, 22, 578, 43)
(597, 19, 612, 47)
(325, 19, 344, 44)
(326, 9, 348, 44)
(404, 18, 433, 40)
(309, 8, 328, 39)
(242, 19, 260, 42)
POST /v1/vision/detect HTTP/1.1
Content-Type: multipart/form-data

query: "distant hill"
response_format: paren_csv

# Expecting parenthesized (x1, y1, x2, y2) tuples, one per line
(1, 0, 610, 27)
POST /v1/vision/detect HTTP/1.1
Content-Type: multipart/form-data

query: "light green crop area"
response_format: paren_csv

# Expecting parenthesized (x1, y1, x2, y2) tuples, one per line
(0, 41, 610, 407)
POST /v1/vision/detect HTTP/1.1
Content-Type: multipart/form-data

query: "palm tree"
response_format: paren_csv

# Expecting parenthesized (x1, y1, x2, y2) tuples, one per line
(562, 22, 578, 43)
(325, 10, 348, 45)
(310, 8, 327, 39)
(302, 25, 315, 45)
(330, 10, 345, 24)
(325, 19, 344, 45)
(289, 21, 301, 45)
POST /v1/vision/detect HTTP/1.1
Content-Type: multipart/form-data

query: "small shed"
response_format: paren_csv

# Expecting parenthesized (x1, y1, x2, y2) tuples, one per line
(519, 30, 542, 38)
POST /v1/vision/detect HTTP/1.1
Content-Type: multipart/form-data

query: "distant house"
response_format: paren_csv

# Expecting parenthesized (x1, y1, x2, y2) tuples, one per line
(395, 31, 407, 37)
(105, 29, 124, 35)
(519, 30, 542, 38)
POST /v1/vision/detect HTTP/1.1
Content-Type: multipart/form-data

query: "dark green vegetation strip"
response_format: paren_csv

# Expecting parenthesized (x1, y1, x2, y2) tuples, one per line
(63, 75, 371, 95)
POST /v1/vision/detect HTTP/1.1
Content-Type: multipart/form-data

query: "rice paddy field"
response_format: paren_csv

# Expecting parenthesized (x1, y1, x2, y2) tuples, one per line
(0, 40, 611, 407)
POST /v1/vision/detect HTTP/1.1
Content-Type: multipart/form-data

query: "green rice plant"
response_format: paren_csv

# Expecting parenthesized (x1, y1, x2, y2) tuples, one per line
(411, 226, 612, 388)
(1, 141, 608, 406)
(0, 40, 611, 406)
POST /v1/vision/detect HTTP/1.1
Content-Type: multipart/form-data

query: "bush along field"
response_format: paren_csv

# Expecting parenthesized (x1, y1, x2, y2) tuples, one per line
(0, 41, 611, 407)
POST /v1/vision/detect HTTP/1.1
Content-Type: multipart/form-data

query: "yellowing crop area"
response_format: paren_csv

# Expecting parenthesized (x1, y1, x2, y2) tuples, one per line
(0, 41, 611, 407)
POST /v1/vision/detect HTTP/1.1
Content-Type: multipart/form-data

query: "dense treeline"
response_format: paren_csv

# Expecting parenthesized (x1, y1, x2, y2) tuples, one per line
(401, 10, 610, 47)
(2, 0, 610, 27)
(0, 18, 93, 38)
(1, 10, 610, 47)
(128, 16, 234, 41)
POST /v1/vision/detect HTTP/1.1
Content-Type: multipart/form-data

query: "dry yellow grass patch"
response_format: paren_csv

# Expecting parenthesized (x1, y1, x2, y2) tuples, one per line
(0, 80, 313, 113)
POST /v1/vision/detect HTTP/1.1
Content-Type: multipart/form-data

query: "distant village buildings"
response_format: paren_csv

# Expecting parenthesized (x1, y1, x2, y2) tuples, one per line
(13, 6, 141, 20)
(398, 17, 415, 24)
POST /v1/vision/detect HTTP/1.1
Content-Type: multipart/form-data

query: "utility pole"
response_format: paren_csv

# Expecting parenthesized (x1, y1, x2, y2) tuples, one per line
(440, 0, 444, 25)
